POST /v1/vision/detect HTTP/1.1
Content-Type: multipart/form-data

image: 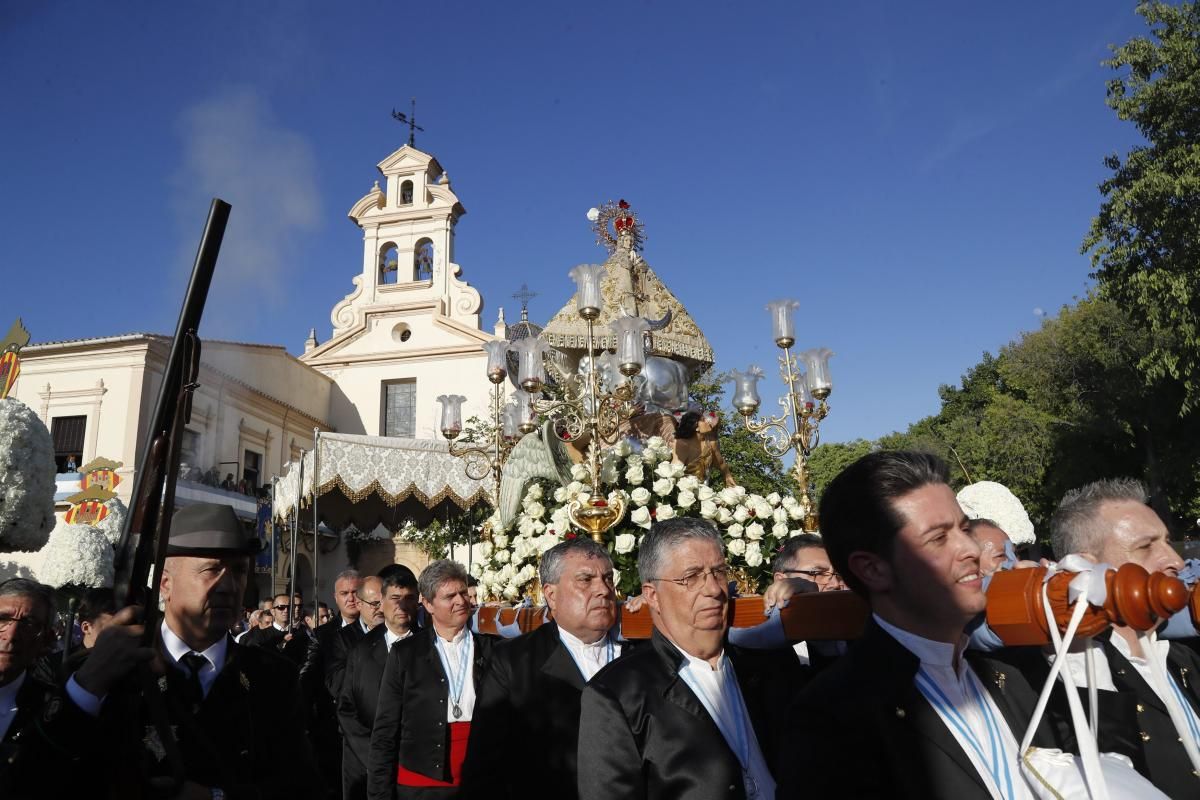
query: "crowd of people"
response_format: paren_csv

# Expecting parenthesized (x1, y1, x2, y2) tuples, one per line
(2, 450, 1199, 798)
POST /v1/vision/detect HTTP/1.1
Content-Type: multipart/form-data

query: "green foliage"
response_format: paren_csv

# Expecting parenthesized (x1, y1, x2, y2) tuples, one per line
(1083, 1, 1200, 411)
(806, 439, 873, 503)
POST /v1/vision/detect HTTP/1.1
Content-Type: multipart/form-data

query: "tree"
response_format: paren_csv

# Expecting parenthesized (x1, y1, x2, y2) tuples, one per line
(1083, 1, 1200, 411)
(806, 439, 874, 504)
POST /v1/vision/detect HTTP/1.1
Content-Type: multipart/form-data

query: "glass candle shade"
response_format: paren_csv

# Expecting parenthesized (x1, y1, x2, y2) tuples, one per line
(511, 338, 550, 393)
(436, 394, 467, 439)
(512, 389, 537, 434)
(481, 340, 510, 384)
(501, 403, 520, 440)
(609, 316, 650, 376)
(766, 298, 801, 348)
(569, 264, 608, 320)
(793, 372, 815, 414)
(729, 367, 765, 415)
(799, 347, 834, 398)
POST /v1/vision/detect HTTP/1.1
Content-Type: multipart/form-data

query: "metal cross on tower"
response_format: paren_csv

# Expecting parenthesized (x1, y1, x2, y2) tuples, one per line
(391, 98, 424, 147)
(512, 284, 538, 321)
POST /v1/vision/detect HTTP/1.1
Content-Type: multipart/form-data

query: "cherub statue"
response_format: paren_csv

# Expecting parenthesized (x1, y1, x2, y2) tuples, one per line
(671, 410, 736, 488)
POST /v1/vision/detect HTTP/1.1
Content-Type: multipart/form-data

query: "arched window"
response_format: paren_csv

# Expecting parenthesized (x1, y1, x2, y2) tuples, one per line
(400, 180, 414, 205)
(379, 243, 399, 285)
(414, 239, 434, 281)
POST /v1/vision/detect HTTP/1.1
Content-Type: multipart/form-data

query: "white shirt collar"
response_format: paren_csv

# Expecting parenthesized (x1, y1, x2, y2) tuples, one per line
(874, 613, 964, 672)
(161, 619, 228, 673)
(384, 626, 413, 649)
(273, 621, 287, 632)
(1109, 629, 1172, 665)
(436, 626, 469, 645)
(340, 615, 354, 627)
(557, 625, 610, 652)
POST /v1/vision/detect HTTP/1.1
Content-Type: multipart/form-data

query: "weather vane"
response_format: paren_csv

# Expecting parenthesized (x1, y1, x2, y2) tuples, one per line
(391, 98, 424, 147)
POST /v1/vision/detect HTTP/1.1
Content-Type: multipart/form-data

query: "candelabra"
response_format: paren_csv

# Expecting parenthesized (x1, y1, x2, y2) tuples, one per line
(730, 298, 834, 532)
(437, 340, 520, 508)
(509, 264, 646, 542)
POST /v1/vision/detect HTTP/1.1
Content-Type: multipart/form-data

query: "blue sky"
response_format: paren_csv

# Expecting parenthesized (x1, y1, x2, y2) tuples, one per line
(0, 1, 1147, 443)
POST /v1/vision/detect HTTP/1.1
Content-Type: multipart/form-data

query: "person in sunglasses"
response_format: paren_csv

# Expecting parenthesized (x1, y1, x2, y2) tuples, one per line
(577, 518, 802, 800)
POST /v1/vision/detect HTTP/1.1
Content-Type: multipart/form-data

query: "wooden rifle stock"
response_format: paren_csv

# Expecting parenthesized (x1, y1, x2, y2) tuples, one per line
(107, 199, 230, 798)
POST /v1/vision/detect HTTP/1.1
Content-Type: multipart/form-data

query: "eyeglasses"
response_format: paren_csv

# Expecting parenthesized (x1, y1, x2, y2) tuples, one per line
(273, 605, 290, 611)
(780, 568, 837, 580)
(360, 599, 382, 610)
(655, 565, 731, 592)
(0, 615, 45, 637)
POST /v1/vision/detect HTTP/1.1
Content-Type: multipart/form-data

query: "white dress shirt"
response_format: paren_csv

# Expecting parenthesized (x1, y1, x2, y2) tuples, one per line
(384, 626, 414, 650)
(558, 626, 621, 682)
(433, 627, 476, 722)
(675, 646, 775, 800)
(875, 615, 1031, 800)
(0, 671, 27, 741)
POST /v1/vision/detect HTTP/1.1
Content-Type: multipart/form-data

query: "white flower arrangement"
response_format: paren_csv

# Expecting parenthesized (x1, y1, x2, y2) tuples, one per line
(38, 520, 114, 589)
(96, 498, 129, 547)
(956, 481, 1037, 546)
(0, 398, 57, 551)
(476, 437, 807, 599)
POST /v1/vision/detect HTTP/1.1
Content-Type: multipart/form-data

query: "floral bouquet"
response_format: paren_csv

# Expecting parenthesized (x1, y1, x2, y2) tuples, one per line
(474, 435, 812, 600)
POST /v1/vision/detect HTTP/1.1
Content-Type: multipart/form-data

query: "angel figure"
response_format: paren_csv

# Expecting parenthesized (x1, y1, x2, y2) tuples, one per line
(672, 410, 736, 488)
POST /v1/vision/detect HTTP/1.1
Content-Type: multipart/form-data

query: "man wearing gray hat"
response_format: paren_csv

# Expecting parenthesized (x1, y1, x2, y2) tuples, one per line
(40, 502, 321, 799)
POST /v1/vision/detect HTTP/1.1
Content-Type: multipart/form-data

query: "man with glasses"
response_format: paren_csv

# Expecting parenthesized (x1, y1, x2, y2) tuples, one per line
(339, 569, 420, 800)
(771, 535, 846, 667)
(0, 578, 58, 795)
(577, 518, 801, 800)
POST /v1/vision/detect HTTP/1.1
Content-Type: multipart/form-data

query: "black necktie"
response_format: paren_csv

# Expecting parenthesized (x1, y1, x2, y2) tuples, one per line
(180, 652, 208, 709)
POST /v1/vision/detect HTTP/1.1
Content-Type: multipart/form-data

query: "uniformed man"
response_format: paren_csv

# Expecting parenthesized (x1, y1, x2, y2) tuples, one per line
(43, 502, 320, 799)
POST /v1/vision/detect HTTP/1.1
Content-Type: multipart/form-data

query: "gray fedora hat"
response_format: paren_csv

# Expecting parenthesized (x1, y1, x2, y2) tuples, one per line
(168, 502, 263, 555)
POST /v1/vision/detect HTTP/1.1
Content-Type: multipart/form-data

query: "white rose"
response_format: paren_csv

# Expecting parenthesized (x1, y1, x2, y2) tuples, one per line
(554, 486, 569, 503)
(744, 543, 763, 567)
(677, 475, 700, 492)
(624, 454, 643, 469)
(518, 564, 537, 584)
(716, 507, 734, 525)
(478, 541, 494, 558)
(538, 533, 561, 554)
(652, 477, 675, 497)
(654, 461, 675, 479)
(631, 487, 652, 506)
(518, 518, 537, 537)
(790, 529, 805, 538)
(614, 439, 633, 457)
(732, 506, 750, 524)
(492, 533, 509, 549)
(646, 436, 666, 451)
(631, 506, 652, 529)
(503, 582, 521, 601)
(727, 523, 744, 539)
(697, 485, 715, 502)
(497, 564, 514, 582)
(656, 504, 676, 521)
(669, 463, 686, 479)
(568, 481, 585, 495)
(718, 487, 741, 506)
(745, 522, 765, 541)
(752, 500, 772, 520)
(625, 466, 645, 485)
(676, 489, 696, 509)
(727, 538, 747, 556)
(699, 499, 718, 519)
(782, 495, 798, 508)
(772, 523, 790, 539)
(494, 549, 511, 563)
(788, 506, 805, 521)
(614, 533, 637, 554)
(601, 462, 620, 484)
(526, 502, 545, 519)
(526, 484, 544, 501)
(766, 492, 782, 506)
(570, 463, 590, 482)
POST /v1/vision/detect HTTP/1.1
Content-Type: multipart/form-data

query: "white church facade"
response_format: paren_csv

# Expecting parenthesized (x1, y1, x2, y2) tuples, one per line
(7, 143, 505, 600)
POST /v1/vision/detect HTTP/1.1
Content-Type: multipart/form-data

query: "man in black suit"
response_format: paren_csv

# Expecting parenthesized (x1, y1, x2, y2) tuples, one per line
(367, 559, 493, 799)
(777, 451, 1068, 799)
(577, 518, 802, 800)
(462, 538, 625, 799)
(1049, 478, 1200, 798)
(37, 502, 320, 799)
(339, 569, 420, 800)
(0, 578, 61, 798)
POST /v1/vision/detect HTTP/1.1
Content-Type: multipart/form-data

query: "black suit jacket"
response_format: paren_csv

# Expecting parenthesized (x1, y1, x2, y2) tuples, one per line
(577, 629, 804, 800)
(777, 619, 1070, 799)
(1, 666, 62, 799)
(366, 626, 493, 800)
(1096, 634, 1200, 799)
(460, 621, 642, 800)
(339, 624, 410, 799)
(302, 616, 366, 701)
(35, 636, 320, 800)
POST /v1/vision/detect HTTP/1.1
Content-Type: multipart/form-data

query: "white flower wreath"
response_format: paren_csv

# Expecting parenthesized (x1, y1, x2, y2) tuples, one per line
(0, 398, 57, 551)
